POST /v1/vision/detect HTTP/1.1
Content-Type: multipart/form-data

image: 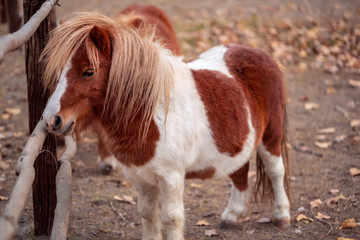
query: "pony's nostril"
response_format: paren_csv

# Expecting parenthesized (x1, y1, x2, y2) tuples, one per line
(53, 115, 63, 131)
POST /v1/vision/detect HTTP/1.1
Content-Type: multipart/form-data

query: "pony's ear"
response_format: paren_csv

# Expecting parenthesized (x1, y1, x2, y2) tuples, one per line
(129, 17, 145, 29)
(89, 25, 111, 56)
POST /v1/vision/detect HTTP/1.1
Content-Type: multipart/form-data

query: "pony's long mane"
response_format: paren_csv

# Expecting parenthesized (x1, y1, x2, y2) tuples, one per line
(41, 12, 174, 139)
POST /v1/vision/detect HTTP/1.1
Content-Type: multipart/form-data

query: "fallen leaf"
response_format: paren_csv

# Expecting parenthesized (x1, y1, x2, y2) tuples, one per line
(349, 167, 360, 176)
(310, 199, 323, 208)
(334, 135, 347, 143)
(5, 108, 21, 115)
(335, 105, 349, 118)
(237, 216, 250, 223)
(297, 206, 306, 214)
(297, 62, 307, 71)
(350, 119, 360, 127)
(339, 218, 356, 229)
(318, 127, 336, 134)
(296, 214, 313, 223)
(190, 183, 202, 188)
(257, 217, 271, 223)
(13, 132, 24, 138)
(196, 219, 210, 226)
(120, 181, 131, 187)
(204, 229, 218, 237)
(326, 86, 336, 94)
(315, 141, 332, 149)
(0, 161, 10, 170)
(304, 102, 319, 110)
(246, 229, 255, 235)
(325, 194, 347, 205)
(337, 238, 356, 240)
(75, 160, 85, 167)
(299, 96, 309, 102)
(0, 195, 9, 201)
(316, 135, 327, 140)
(1, 114, 10, 120)
(349, 79, 360, 88)
(114, 195, 136, 205)
(330, 189, 339, 195)
(316, 212, 331, 220)
(0, 175, 6, 182)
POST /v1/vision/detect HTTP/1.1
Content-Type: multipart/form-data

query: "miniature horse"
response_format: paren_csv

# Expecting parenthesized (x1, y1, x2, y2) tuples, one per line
(96, 4, 182, 174)
(41, 13, 290, 240)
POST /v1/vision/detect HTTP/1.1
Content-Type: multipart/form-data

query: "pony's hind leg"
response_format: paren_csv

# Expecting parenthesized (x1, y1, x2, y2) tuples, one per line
(221, 162, 250, 225)
(257, 142, 290, 229)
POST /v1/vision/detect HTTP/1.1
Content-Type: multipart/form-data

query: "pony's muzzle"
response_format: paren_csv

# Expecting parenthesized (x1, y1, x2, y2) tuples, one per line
(44, 114, 63, 132)
(43, 114, 75, 136)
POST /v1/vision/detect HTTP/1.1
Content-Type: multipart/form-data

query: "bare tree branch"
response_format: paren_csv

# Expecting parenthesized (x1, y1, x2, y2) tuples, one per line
(50, 136, 76, 240)
(0, 120, 48, 240)
(0, 120, 77, 240)
(0, 0, 57, 63)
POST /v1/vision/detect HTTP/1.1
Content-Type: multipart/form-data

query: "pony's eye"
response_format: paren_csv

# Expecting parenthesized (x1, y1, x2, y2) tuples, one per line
(82, 69, 95, 79)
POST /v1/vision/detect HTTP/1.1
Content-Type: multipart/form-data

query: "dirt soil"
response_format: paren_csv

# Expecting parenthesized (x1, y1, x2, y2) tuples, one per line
(1, 0, 360, 239)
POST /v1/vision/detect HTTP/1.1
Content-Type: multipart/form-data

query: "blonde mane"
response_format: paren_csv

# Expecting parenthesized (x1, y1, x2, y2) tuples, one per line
(41, 12, 173, 139)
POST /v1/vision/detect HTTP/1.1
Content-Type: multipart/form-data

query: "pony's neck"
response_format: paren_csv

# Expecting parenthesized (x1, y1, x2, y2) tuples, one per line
(98, 44, 177, 158)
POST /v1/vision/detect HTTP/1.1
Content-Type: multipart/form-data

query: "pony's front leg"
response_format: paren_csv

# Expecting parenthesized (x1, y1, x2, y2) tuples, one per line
(132, 180, 162, 240)
(158, 171, 185, 240)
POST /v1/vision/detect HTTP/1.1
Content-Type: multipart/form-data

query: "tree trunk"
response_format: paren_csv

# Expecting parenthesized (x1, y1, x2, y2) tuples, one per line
(49, 7, 57, 29)
(0, 0, 7, 24)
(6, 0, 21, 33)
(23, 0, 58, 236)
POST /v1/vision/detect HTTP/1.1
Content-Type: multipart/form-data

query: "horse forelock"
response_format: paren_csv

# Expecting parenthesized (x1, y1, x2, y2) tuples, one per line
(41, 12, 173, 140)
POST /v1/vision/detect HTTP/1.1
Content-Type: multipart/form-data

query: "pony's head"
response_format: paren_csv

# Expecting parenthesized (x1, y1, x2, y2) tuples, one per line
(41, 13, 172, 139)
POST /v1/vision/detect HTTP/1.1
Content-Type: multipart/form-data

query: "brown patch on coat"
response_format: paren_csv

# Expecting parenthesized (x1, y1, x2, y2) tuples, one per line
(191, 69, 250, 157)
(229, 162, 249, 191)
(117, 4, 182, 56)
(224, 43, 285, 156)
(185, 167, 216, 180)
(100, 109, 160, 167)
(223, 43, 289, 201)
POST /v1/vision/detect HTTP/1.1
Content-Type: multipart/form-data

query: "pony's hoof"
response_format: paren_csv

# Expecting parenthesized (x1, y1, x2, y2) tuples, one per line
(273, 218, 291, 230)
(220, 220, 239, 229)
(100, 164, 113, 175)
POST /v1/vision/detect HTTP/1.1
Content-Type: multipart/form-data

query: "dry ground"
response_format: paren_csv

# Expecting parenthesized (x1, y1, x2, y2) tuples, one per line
(0, 0, 360, 239)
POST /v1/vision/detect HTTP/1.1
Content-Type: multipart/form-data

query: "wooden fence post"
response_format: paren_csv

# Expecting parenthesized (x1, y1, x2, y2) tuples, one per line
(5, 0, 21, 33)
(0, 0, 6, 24)
(23, 0, 58, 236)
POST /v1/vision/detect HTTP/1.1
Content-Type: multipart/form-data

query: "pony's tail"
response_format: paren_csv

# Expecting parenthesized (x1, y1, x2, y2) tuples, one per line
(254, 106, 290, 203)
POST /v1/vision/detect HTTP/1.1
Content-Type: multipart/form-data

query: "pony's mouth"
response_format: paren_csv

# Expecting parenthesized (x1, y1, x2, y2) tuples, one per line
(48, 120, 75, 136)
(61, 121, 75, 136)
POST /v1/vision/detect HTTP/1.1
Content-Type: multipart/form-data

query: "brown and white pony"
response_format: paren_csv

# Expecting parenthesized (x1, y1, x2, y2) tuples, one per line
(95, 4, 182, 174)
(41, 12, 290, 240)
